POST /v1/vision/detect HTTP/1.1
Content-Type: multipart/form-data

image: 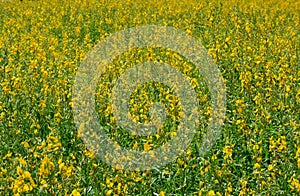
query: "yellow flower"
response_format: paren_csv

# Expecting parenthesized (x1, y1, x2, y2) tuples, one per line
(0, 167, 7, 178)
(144, 143, 151, 151)
(75, 27, 81, 36)
(19, 157, 26, 166)
(207, 190, 215, 196)
(71, 189, 81, 196)
(106, 189, 113, 196)
(38, 156, 55, 177)
(21, 141, 30, 148)
(190, 78, 199, 88)
(227, 186, 233, 193)
(159, 191, 165, 196)
(295, 147, 300, 158)
(17, 167, 23, 175)
(22, 184, 31, 192)
(3, 151, 12, 159)
(134, 177, 142, 182)
(133, 141, 138, 150)
(223, 145, 234, 159)
(254, 163, 260, 169)
(268, 164, 273, 171)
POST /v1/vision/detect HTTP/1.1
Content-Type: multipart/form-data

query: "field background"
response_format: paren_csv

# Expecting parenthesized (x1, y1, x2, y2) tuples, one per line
(0, 0, 299, 195)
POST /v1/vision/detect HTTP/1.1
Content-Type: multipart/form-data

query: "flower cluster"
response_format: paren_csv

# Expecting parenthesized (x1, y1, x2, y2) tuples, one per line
(0, 0, 299, 195)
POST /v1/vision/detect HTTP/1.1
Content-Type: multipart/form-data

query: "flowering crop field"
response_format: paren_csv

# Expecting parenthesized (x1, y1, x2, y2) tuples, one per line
(0, 0, 299, 195)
